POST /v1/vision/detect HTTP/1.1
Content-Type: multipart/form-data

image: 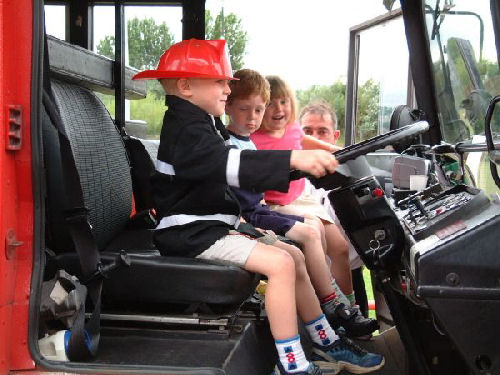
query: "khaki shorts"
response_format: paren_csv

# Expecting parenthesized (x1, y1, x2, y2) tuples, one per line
(269, 189, 334, 224)
(196, 230, 259, 267)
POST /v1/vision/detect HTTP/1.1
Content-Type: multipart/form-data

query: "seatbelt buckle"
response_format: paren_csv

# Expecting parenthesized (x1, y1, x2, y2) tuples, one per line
(84, 250, 131, 284)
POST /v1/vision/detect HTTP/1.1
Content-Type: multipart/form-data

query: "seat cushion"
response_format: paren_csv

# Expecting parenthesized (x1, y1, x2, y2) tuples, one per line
(54, 250, 260, 307)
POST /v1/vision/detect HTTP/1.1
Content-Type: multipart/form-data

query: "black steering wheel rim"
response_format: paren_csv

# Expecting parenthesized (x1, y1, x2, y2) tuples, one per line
(289, 121, 430, 182)
(334, 121, 430, 164)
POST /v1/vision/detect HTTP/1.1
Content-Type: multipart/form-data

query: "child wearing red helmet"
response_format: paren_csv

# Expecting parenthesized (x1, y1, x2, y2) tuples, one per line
(133, 40, 383, 375)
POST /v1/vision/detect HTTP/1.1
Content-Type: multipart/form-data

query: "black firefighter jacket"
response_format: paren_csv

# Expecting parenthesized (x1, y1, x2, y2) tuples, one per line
(152, 95, 292, 257)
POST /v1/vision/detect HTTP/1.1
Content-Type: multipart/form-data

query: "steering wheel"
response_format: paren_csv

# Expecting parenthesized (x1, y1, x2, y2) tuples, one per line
(290, 121, 430, 181)
(333, 121, 429, 163)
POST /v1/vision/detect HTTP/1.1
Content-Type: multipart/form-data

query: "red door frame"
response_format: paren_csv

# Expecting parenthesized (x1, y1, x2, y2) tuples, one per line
(0, 0, 36, 372)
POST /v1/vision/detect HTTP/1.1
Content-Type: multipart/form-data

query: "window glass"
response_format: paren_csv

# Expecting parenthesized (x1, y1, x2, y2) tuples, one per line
(207, 0, 391, 145)
(424, 0, 500, 144)
(45, 5, 66, 40)
(355, 16, 410, 142)
(463, 150, 500, 195)
(93, 5, 182, 139)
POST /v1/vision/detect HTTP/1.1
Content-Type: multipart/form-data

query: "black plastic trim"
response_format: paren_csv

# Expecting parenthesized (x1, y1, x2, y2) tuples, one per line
(418, 286, 500, 299)
(182, 0, 205, 40)
(491, 0, 500, 66)
(114, 1, 126, 130)
(400, 0, 442, 145)
(28, 0, 46, 366)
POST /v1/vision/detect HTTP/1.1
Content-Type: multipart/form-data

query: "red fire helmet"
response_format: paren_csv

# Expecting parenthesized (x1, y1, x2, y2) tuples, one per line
(132, 39, 238, 80)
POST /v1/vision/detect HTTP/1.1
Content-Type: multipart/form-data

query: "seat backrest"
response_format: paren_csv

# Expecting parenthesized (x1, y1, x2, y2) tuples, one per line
(44, 80, 132, 251)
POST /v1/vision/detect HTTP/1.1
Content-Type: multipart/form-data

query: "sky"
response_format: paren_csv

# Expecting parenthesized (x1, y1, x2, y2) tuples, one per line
(205, 0, 391, 89)
(45, 1, 393, 90)
(44, 0, 497, 107)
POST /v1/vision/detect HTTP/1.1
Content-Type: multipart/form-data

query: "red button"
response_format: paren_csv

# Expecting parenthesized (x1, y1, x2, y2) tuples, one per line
(372, 188, 384, 197)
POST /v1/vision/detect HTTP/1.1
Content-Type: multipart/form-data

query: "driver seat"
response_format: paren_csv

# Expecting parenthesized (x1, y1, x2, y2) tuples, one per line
(43, 79, 259, 312)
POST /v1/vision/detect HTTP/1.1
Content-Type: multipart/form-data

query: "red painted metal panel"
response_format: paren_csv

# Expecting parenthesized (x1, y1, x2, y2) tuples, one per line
(0, 0, 35, 372)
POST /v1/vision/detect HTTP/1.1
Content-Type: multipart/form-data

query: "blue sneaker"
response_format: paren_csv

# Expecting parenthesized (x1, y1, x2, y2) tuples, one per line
(311, 337, 385, 374)
(271, 361, 323, 375)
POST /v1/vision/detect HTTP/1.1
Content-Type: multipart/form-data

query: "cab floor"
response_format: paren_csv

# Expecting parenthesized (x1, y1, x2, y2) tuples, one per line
(349, 327, 406, 375)
(94, 320, 277, 375)
(94, 322, 405, 375)
(298, 325, 405, 375)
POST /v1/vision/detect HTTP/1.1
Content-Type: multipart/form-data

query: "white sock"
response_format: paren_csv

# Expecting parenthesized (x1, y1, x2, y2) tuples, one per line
(305, 314, 339, 347)
(275, 335, 310, 373)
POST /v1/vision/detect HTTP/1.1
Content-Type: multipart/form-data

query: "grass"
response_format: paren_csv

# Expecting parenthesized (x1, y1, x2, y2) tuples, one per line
(95, 91, 166, 138)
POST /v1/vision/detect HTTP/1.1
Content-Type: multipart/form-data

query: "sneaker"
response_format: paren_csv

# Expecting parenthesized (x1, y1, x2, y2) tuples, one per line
(322, 301, 379, 338)
(311, 337, 385, 374)
(271, 362, 323, 375)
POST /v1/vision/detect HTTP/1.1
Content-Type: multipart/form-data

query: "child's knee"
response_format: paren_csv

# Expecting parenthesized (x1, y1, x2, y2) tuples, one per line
(305, 216, 325, 236)
(303, 224, 322, 242)
(287, 246, 306, 268)
(270, 249, 296, 278)
(325, 224, 349, 253)
(284, 244, 305, 261)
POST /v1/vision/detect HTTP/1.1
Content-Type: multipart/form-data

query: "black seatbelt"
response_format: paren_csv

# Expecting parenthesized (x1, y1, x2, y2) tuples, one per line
(42, 32, 102, 361)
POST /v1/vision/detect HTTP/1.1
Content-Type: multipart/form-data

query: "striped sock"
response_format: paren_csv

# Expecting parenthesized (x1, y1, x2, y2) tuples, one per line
(331, 278, 351, 306)
(275, 335, 310, 373)
(319, 291, 336, 305)
(345, 292, 356, 306)
(305, 314, 339, 347)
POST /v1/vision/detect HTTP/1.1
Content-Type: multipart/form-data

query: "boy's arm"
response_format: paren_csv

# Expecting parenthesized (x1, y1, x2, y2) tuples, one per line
(170, 122, 292, 192)
(301, 134, 341, 152)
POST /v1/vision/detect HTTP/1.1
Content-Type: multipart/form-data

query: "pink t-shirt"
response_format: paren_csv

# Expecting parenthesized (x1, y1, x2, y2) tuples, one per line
(251, 122, 305, 205)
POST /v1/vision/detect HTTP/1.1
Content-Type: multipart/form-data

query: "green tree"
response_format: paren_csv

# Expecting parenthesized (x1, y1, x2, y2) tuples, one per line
(96, 13, 248, 137)
(96, 17, 175, 70)
(97, 36, 114, 60)
(97, 17, 175, 101)
(205, 9, 247, 70)
(356, 79, 380, 141)
(296, 81, 346, 143)
(128, 18, 174, 70)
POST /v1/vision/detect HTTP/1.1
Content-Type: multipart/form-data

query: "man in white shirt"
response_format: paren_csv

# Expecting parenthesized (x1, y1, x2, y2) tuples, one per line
(300, 101, 370, 318)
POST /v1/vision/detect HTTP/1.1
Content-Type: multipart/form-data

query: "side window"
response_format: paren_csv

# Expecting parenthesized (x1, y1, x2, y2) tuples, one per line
(425, 0, 500, 144)
(423, 0, 500, 194)
(93, 5, 183, 140)
(347, 14, 411, 144)
(45, 4, 67, 40)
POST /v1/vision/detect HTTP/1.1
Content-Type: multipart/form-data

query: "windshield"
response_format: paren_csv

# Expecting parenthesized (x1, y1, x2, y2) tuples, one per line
(425, 0, 499, 144)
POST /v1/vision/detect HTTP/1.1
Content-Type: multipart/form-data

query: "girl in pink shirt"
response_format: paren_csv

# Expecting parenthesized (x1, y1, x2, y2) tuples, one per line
(251, 76, 355, 300)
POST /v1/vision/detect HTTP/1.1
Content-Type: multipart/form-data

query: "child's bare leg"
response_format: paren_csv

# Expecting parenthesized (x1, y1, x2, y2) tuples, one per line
(323, 222, 352, 295)
(285, 223, 334, 298)
(244, 243, 298, 340)
(304, 214, 327, 251)
(273, 241, 325, 322)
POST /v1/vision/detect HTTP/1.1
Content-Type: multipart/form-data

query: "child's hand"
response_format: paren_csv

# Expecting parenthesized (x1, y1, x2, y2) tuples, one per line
(290, 150, 338, 178)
